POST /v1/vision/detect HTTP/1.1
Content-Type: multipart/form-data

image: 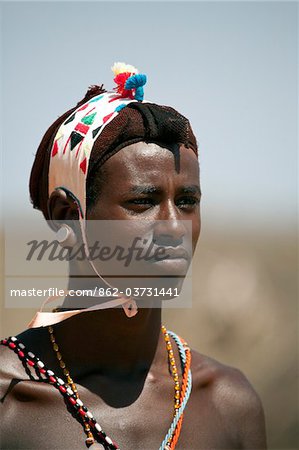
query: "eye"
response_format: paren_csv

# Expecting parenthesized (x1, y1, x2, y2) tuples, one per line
(176, 196, 200, 210)
(126, 197, 156, 211)
(130, 198, 153, 204)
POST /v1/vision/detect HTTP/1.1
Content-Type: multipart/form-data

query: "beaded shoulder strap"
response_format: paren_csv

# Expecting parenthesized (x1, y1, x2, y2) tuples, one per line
(1, 333, 192, 450)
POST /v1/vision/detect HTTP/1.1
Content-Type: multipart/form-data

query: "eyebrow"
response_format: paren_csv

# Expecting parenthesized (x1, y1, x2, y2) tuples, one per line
(179, 185, 202, 196)
(128, 185, 201, 196)
(129, 185, 162, 195)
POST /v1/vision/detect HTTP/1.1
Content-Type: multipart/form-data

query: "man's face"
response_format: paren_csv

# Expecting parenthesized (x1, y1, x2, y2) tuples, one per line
(86, 142, 201, 290)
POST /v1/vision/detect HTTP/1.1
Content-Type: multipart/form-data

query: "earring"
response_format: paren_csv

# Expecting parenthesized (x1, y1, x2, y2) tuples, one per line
(56, 224, 77, 247)
(122, 299, 138, 318)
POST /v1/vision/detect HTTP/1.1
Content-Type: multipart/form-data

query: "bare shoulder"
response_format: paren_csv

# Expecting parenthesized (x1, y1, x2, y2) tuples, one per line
(190, 349, 263, 408)
(0, 328, 47, 397)
(190, 349, 267, 449)
(0, 339, 24, 401)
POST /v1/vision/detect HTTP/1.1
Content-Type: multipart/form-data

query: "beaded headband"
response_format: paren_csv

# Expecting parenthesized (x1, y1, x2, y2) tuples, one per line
(48, 62, 147, 219)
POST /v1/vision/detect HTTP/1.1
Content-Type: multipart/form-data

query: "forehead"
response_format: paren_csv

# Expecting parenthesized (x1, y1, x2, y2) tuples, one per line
(101, 142, 199, 185)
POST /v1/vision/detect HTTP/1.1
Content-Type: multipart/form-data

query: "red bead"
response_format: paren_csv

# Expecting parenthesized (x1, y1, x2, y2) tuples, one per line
(59, 385, 66, 394)
(9, 342, 16, 349)
(39, 368, 46, 374)
(18, 351, 25, 358)
(79, 408, 86, 417)
(69, 397, 76, 405)
(49, 376, 56, 383)
(27, 360, 35, 367)
(2, 339, 7, 345)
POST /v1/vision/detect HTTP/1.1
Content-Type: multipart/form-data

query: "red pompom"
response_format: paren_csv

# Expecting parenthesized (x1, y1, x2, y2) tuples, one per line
(113, 72, 135, 99)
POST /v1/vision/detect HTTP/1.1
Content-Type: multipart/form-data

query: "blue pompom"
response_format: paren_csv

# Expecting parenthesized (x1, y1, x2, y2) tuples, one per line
(125, 74, 147, 101)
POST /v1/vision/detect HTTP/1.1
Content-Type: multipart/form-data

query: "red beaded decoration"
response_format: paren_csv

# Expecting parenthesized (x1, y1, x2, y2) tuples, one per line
(0, 336, 119, 450)
(1, 330, 191, 450)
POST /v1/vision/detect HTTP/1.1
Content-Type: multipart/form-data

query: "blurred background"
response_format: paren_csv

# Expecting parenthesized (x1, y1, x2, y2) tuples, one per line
(0, 1, 297, 449)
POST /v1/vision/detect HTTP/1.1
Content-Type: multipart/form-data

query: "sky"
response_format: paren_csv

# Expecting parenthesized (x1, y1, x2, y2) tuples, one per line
(1, 1, 297, 232)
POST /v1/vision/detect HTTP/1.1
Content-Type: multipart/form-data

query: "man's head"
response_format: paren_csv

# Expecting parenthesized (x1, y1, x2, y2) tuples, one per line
(29, 90, 199, 221)
(29, 65, 201, 286)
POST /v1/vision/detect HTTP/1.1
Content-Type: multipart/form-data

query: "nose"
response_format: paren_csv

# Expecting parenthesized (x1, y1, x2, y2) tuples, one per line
(153, 200, 187, 246)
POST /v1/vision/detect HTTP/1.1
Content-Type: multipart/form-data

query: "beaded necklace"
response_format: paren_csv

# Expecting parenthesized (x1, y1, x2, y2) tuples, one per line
(1, 330, 192, 450)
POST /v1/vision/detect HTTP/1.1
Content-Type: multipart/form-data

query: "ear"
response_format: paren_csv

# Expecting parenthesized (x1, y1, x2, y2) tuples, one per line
(47, 189, 79, 224)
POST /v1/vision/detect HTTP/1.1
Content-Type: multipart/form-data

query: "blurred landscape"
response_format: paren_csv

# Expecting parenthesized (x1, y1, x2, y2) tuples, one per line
(165, 227, 298, 450)
(1, 226, 297, 450)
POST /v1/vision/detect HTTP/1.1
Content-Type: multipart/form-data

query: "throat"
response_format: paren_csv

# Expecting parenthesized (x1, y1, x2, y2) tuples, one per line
(47, 306, 164, 380)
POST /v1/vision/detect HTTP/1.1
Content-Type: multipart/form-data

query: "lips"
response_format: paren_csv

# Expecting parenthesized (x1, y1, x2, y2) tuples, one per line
(162, 247, 190, 260)
(150, 246, 190, 276)
(147, 246, 190, 262)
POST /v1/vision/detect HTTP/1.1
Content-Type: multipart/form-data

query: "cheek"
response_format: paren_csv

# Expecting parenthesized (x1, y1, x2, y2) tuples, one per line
(87, 199, 121, 220)
(192, 212, 201, 250)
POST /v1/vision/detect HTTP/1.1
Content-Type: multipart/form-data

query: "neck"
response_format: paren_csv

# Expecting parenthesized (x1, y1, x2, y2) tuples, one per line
(51, 303, 165, 380)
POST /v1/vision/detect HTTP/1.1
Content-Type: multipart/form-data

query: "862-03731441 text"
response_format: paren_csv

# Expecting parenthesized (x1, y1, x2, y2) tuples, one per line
(9, 287, 180, 298)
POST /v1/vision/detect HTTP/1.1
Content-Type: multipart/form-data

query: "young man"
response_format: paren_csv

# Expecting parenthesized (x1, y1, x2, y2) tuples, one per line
(0, 64, 267, 449)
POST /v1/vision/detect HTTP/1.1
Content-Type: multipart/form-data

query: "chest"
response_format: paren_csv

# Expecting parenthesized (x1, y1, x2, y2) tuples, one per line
(1, 376, 235, 450)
